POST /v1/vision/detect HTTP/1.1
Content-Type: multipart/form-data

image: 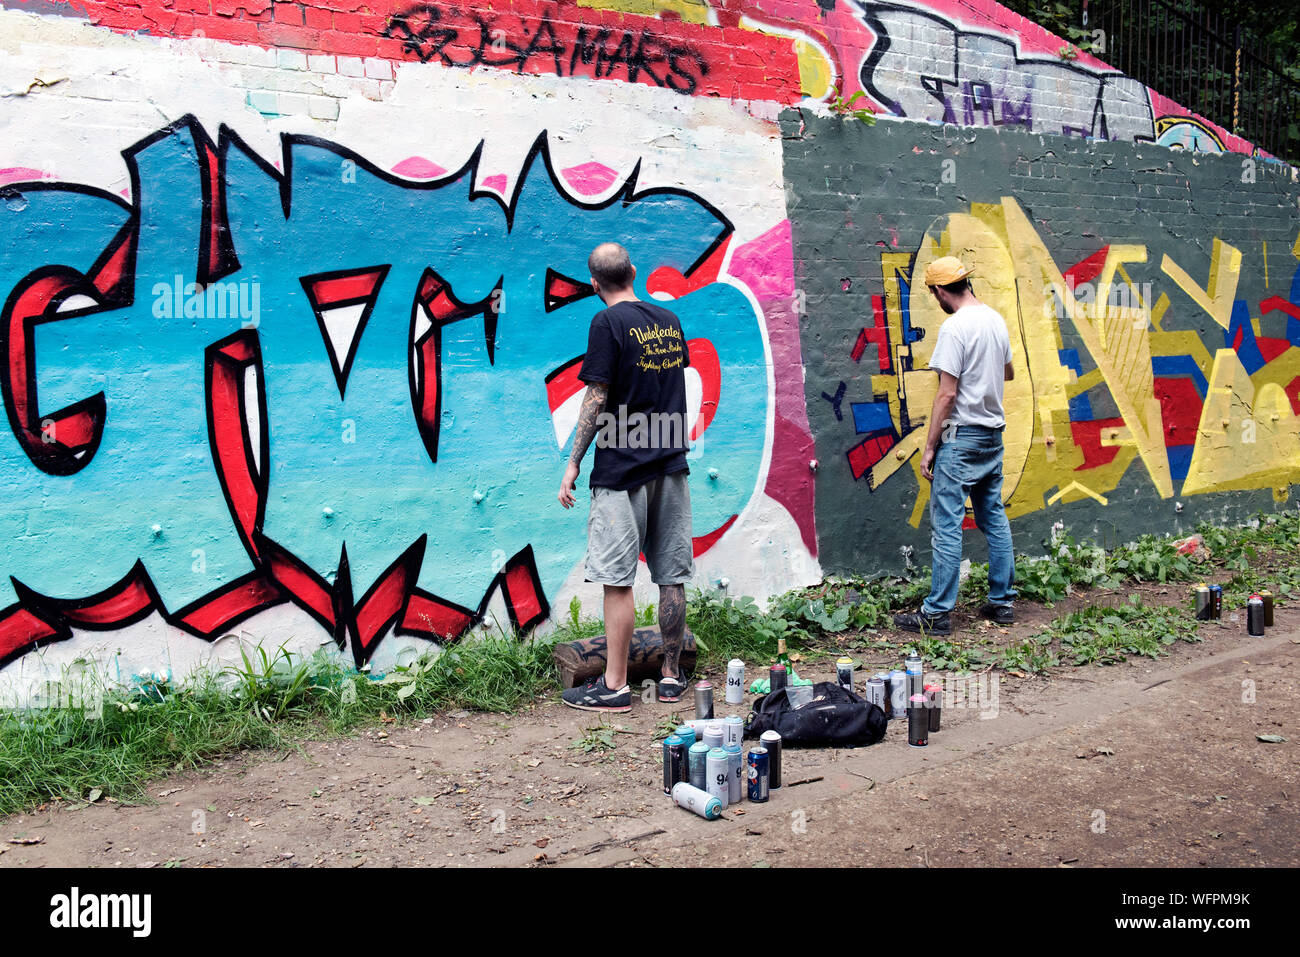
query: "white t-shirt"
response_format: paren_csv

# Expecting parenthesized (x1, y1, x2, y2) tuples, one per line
(926, 302, 1013, 428)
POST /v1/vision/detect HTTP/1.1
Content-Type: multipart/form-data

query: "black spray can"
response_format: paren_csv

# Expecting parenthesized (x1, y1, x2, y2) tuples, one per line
(1210, 584, 1223, 620)
(1260, 590, 1274, 627)
(663, 735, 686, 794)
(924, 682, 942, 732)
(1247, 595, 1266, 637)
(759, 730, 782, 789)
(769, 664, 787, 692)
(908, 694, 929, 747)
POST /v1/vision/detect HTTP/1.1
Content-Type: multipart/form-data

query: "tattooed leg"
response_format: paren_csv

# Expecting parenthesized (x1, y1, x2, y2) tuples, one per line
(659, 583, 686, 680)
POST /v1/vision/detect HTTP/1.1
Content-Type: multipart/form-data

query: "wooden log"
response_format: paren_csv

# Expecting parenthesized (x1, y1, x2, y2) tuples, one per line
(553, 625, 696, 689)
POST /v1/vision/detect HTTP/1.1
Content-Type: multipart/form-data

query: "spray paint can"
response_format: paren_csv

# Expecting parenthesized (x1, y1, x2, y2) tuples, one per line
(725, 743, 743, 804)
(726, 659, 745, 704)
(1209, 584, 1223, 620)
(905, 651, 924, 699)
(1194, 583, 1211, 620)
(865, 676, 886, 713)
(836, 657, 855, 694)
(759, 729, 782, 789)
(769, 663, 787, 692)
(1260, 590, 1274, 627)
(924, 682, 943, 732)
(874, 672, 893, 719)
(688, 741, 709, 790)
(908, 694, 929, 747)
(706, 747, 730, 809)
(674, 725, 696, 753)
(722, 715, 744, 749)
(663, 734, 686, 794)
(702, 723, 724, 751)
(1247, 594, 1266, 637)
(694, 680, 714, 720)
(671, 782, 721, 820)
(746, 747, 770, 802)
(889, 669, 908, 719)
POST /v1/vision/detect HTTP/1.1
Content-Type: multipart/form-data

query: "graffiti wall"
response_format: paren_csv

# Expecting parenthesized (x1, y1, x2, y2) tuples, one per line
(785, 113, 1300, 575)
(0, 0, 1295, 691)
(0, 3, 822, 692)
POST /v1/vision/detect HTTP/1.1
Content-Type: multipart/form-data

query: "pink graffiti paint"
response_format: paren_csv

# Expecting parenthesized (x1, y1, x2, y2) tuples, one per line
(392, 156, 447, 179)
(727, 219, 794, 300)
(0, 167, 49, 186)
(729, 221, 817, 557)
(480, 174, 508, 194)
(561, 162, 620, 196)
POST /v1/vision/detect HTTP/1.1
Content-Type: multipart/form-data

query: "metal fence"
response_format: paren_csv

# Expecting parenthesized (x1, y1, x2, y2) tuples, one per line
(1083, 0, 1300, 163)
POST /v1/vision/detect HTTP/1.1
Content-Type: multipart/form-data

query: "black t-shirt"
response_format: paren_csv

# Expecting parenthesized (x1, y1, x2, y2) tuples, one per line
(578, 299, 691, 490)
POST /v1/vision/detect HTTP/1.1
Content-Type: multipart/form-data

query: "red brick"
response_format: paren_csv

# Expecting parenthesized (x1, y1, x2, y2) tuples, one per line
(201, 16, 263, 43)
(374, 36, 410, 61)
(258, 22, 321, 49)
(272, 2, 304, 26)
(304, 6, 332, 30)
(331, 10, 362, 32)
(319, 29, 379, 57)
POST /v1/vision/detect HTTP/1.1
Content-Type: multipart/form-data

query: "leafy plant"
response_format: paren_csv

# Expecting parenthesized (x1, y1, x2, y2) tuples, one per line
(828, 89, 877, 124)
(569, 721, 630, 753)
(1038, 596, 1201, 666)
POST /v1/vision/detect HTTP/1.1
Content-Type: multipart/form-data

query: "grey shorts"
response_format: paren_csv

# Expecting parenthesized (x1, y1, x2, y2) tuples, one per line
(585, 471, 695, 587)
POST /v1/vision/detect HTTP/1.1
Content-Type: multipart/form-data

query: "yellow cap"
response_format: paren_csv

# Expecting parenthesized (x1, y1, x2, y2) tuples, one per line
(923, 256, 973, 287)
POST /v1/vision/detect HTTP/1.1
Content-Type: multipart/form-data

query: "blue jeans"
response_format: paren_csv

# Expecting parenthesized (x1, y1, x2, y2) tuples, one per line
(922, 425, 1017, 616)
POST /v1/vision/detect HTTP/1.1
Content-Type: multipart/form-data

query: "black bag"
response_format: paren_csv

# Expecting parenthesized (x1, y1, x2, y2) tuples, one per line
(743, 681, 887, 747)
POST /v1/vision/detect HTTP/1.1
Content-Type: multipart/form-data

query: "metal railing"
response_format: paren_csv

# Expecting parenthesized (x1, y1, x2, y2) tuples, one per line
(1083, 0, 1300, 162)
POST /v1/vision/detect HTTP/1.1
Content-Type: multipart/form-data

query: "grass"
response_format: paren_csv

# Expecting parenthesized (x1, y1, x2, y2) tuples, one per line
(4, 507, 1297, 818)
(1033, 596, 1202, 666)
(0, 631, 568, 818)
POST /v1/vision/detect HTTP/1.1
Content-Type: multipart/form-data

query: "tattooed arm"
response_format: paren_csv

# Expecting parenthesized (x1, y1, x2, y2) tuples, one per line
(558, 383, 609, 509)
(658, 583, 686, 680)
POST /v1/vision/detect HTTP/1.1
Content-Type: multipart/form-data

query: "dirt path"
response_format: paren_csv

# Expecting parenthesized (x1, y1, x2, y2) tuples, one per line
(3, 611, 1296, 869)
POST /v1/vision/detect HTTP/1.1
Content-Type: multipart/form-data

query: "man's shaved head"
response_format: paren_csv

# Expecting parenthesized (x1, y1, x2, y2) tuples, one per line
(588, 242, 635, 291)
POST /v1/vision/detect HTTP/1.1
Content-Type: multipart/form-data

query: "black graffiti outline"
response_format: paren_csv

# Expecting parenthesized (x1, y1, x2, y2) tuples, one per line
(0, 115, 740, 669)
(381, 3, 710, 95)
(855, 0, 1155, 141)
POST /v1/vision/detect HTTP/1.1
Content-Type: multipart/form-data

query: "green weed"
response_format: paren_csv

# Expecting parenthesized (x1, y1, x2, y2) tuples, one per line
(1038, 596, 1201, 666)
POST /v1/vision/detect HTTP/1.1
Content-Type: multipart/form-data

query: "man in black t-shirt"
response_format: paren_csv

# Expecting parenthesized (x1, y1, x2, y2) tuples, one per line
(558, 243, 694, 712)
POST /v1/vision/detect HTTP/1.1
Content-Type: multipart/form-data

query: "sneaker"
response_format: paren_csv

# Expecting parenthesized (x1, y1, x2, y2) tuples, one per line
(979, 602, 1015, 624)
(657, 675, 686, 703)
(562, 675, 632, 713)
(892, 609, 951, 635)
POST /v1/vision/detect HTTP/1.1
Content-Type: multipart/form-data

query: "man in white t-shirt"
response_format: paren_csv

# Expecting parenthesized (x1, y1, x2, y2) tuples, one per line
(893, 256, 1017, 635)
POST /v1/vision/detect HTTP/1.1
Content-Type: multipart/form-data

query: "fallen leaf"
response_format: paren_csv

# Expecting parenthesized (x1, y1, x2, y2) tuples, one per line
(1257, 734, 1287, 743)
(87, 788, 103, 803)
(411, 797, 437, 806)
(8, 836, 44, 845)
(533, 838, 549, 848)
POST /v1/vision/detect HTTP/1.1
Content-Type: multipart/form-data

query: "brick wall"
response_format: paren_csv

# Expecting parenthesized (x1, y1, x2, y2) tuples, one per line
(0, 0, 1294, 694)
(783, 111, 1300, 576)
